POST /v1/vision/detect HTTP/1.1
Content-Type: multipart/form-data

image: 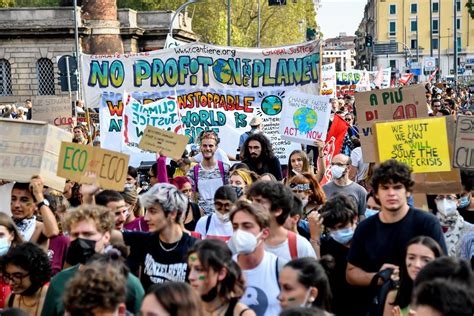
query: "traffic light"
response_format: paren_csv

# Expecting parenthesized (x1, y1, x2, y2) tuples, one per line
(365, 35, 373, 48)
(269, 0, 286, 5)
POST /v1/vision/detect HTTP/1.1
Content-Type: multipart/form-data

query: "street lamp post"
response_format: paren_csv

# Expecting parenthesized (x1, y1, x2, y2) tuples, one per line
(169, 0, 201, 35)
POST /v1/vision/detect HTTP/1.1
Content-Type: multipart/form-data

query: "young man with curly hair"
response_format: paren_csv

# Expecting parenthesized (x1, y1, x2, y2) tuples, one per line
(242, 133, 282, 181)
(41, 205, 144, 316)
(345, 159, 447, 315)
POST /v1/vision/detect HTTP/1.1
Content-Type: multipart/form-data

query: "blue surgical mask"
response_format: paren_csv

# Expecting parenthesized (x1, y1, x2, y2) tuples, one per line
(365, 208, 379, 218)
(330, 227, 354, 245)
(0, 237, 11, 256)
(459, 195, 471, 209)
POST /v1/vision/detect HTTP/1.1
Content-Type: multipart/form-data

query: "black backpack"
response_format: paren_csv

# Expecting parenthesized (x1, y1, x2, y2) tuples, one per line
(367, 268, 399, 316)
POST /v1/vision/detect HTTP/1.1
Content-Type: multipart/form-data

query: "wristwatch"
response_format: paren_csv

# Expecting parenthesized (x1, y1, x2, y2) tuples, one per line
(36, 199, 50, 209)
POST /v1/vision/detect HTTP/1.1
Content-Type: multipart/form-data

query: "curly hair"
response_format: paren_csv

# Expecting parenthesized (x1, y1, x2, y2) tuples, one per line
(63, 204, 115, 235)
(371, 159, 414, 193)
(63, 261, 127, 316)
(188, 239, 246, 301)
(242, 133, 274, 161)
(2, 242, 51, 287)
(320, 194, 357, 228)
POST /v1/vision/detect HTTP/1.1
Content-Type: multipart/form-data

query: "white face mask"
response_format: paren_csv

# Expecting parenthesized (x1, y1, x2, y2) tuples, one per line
(0, 237, 10, 256)
(227, 229, 262, 255)
(331, 165, 346, 179)
(215, 212, 230, 223)
(301, 198, 309, 208)
(124, 183, 135, 190)
(436, 199, 458, 217)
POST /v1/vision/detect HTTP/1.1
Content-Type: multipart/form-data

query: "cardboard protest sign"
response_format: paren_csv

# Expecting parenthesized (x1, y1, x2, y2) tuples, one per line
(355, 84, 429, 162)
(279, 92, 331, 146)
(375, 117, 451, 173)
(57, 142, 129, 191)
(453, 115, 474, 169)
(32, 97, 73, 128)
(139, 126, 190, 160)
(321, 63, 336, 98)
(0, 119, 72, 191)
(412, 169, 463, 194)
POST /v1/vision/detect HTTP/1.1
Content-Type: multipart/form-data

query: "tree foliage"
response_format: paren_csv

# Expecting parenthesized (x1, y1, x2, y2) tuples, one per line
(117, 0, 318, 47)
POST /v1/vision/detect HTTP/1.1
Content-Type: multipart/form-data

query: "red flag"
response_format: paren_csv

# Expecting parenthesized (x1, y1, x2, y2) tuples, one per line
(428, 68, 438, 82)
(320, 115, 350, 185)
(398, 73, 414, 85)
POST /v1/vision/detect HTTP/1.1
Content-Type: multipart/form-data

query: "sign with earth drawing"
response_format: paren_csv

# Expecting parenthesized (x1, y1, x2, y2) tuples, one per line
(82, 40, 321, 165)
(279, 91, 331, 146)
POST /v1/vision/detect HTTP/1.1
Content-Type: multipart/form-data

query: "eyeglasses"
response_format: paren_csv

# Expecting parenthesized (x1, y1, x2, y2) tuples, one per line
(215, 201, 233, 209)
(2, 272, 30, 283)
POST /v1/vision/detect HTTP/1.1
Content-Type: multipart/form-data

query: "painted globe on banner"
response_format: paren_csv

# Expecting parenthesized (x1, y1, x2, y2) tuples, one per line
(293, 107, 318, 133)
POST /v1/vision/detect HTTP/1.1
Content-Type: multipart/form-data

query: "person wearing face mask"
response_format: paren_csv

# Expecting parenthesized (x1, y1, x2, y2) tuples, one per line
(187, 239, 255, 316)
(229, 200, 286, 316)
(2, 242, 51, 316)
(287, 173, 326, 219)
(41, 205, 144, 316)
(322, 154, 367, 220)
(458, 170, 474, 224)
(308, 194, 364, 316)
(0, 213, 24, 309)
(229, 169, 256, 199)
(278, 257, 332, 314)
(194, 186, 237, 241)
(120, 188, 148, 232)
(171, 176, 203, 232)
(434, 194, 474, 259)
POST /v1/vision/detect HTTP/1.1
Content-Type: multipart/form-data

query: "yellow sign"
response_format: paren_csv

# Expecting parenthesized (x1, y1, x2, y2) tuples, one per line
(375, 117, 451, 173)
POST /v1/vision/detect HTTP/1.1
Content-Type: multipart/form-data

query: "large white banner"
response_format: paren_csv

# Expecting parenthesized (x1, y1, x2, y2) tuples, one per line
(82, 41, 321, 165)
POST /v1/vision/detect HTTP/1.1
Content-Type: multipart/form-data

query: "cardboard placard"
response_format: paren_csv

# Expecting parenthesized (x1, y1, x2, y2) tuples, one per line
(32, 97, 73, 128)
(279, 91, 331, 145)
(0, 119, 72, 191)
(453, 115, 474, 169)
(355, 84, 429, 162)
(138, 126, 189, 160)
(375, 117, 451, 173)
(412, 168, 463, 194)
(57, 142, 130, 191)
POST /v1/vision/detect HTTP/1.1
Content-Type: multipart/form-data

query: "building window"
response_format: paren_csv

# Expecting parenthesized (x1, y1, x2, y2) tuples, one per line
(389, 21, 396, 36)
(389, 4, 396, 15)
(432, 38, 439, 49)
(411, 39, 418, 49)
(411, 20, 417, 32)
(456, 18, 461, 30)
(0, 59, 12, 96)
(432, 1, 439, 12)
(432, 19, 439, 34)
(411, 3, 417, 14)
(389, 60, 396, 69)
(456, 0, 461, 11)
(36, 58, 55, 96)
(457, 37, 462, 52)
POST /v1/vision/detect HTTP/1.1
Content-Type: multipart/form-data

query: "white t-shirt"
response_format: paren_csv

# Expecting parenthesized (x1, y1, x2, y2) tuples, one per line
(238, 251, 283, 316)
(195, 214, 233, 241)
(264, 233, 317, 260)
(350, 147, 370, 182)
(194, 148, 230, 165)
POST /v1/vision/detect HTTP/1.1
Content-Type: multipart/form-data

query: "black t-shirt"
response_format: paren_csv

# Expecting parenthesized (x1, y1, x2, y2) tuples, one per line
(348, 208, 447, 273)
(321, 238, 368, 316)
(242, 156, 283, 180)
(124, 231, 197, 291)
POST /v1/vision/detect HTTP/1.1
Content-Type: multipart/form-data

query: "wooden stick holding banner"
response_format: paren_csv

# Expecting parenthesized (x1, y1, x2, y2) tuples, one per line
(57, 142, 129, 191)
(138, 125, 190, 160)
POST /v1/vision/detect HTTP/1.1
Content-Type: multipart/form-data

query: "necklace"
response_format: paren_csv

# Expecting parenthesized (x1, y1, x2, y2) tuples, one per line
(18, 286, 43, 316)
(159, 238, 181, 252)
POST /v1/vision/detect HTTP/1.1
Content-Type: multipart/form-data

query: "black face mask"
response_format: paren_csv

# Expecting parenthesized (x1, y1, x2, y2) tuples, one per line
(65, 238, 97, 266)
(201, 285, 219, 302)
(232, 186, 244, 198)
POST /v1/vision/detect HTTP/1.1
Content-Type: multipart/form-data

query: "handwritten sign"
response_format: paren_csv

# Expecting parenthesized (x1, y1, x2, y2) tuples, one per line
(57, 142, 130, 191)
(0, 119, 72, 191)
(139, 126, 190, 160)
(375, 117, 451, 173)
(279, 91, 331, 145)
(355, 84, 429, 162)
(32, 97, 73, 127)
(321, 63, 336, 98)
(453, 115, 474, 169)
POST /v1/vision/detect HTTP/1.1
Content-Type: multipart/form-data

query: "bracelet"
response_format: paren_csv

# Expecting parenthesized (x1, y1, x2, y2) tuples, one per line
(310, 238, 321, 245)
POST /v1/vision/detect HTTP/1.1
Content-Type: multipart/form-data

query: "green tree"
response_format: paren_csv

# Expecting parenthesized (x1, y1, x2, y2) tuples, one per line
(118, 0, 318, 47)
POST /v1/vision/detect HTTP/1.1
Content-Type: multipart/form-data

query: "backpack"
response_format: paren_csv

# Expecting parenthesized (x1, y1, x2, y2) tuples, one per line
(192, 160, 226, 193)
(287, 231, 298, 260)
(367, 268, 398, 316)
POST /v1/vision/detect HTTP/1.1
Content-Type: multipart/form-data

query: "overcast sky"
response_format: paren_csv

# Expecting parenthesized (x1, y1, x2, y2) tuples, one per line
(318, 0, 367, 39)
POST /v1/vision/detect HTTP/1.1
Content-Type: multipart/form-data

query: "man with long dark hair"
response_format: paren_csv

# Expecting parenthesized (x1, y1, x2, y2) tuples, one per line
(241, 133, 282, 181)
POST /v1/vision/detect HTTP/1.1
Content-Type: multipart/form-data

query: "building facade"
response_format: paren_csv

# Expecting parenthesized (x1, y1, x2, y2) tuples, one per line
(323, 33, 357, 71)
(0, 7, 196, 103)
(356, 0, 474, 82)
